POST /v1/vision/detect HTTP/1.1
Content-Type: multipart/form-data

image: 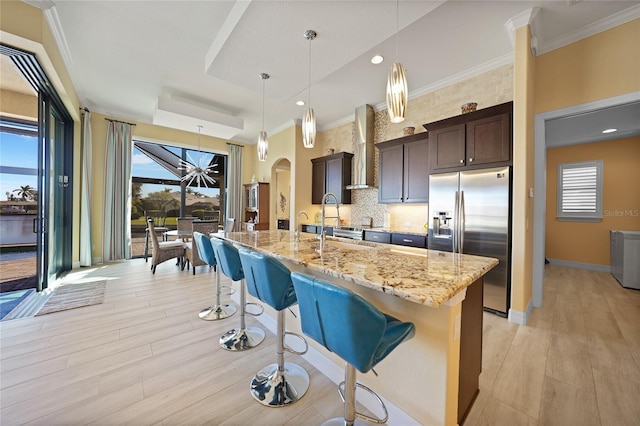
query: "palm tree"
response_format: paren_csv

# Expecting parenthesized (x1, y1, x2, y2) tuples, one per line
(13, 185, 36, 201)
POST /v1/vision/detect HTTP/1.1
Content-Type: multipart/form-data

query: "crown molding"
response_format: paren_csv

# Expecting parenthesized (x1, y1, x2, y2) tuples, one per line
(320, 113, 354, 132)
(536, 3, 640, 55)
(505, 8, 540, 54)
(21, 0, 54, 10)
(270, 118, 301, 138)
(320, 53, 514, 132)
(41, 4, 87, 106)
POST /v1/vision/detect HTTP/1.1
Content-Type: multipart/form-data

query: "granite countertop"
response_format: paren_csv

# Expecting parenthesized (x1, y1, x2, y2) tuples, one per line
(302, 224, 427, 237)
(214, 230, 497, 308)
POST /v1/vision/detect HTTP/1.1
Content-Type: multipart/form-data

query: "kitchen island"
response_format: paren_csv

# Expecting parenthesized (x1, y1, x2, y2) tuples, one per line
(214, 230, 498, 425)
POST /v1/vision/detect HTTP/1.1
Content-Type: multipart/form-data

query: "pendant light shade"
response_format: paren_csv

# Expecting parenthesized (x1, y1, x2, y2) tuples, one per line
(257, 73, 269, 161)
(302, 30, 317, 148)
(386, 62, 407, 123)
(257, 130, 268, 161)
(386, 0, 407, 123)
(302, 107, 316, 148)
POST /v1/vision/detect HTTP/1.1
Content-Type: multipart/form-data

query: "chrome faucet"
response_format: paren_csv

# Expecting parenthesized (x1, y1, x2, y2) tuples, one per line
(295, 211, 309, 242)
(319, 192, 340, 255)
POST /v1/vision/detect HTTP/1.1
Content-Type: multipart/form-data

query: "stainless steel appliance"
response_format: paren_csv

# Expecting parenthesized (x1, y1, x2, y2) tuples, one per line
(428, 167, 512, 316)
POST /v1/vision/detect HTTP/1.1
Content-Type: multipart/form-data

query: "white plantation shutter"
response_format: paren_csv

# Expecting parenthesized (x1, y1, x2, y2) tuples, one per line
(557, 160, 603, 221)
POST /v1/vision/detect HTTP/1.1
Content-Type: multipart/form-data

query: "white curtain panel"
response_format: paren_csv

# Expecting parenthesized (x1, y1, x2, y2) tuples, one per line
(225, 143, 243, 226)
(102, 121, 132, 261)
(79, 110, 92, 266)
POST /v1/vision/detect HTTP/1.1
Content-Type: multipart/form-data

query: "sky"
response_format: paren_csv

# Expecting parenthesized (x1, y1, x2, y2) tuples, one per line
(1, 131, 220, 201)
(0, 132, 38, 200)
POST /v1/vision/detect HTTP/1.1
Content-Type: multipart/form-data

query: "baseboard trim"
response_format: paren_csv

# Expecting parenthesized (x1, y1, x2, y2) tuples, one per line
(509, 299, 532, 325)
(232, 290, 420, 425)
(547, 259, 610, 273)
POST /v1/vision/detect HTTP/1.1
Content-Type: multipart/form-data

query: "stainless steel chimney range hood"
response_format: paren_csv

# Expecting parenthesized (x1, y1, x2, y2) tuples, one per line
(346, 104, 376, 190)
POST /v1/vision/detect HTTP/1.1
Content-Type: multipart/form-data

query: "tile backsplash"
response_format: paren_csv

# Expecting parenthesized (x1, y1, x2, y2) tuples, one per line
(319, 63, 513, 233)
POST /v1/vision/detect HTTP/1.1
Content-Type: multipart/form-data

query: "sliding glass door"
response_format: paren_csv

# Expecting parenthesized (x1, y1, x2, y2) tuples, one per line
(2, 43, 74, 291)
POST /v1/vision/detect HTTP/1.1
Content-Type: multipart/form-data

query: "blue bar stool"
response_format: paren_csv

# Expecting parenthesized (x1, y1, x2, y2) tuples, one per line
(192, 232, 236, 321)
(238, 248, 310, 407)
(291, 272, 415, 426)
(210, 237, 265, 351)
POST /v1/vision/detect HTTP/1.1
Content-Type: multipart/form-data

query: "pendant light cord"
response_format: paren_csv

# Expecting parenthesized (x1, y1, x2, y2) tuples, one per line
(395, 0, 399, 62)
(308, 37, 312, 107)
(262, 79, 265, 130)
(196, 125, 202, 164)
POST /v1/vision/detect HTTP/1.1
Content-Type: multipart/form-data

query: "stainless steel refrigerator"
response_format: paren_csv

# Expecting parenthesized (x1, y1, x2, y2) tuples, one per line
(428, 166, 512, 316)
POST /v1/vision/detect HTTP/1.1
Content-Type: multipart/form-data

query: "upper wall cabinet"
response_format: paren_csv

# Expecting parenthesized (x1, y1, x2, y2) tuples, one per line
(376, 133, 430, 204)
(311, 152, 353, 204)
(424, 102, 512, 172)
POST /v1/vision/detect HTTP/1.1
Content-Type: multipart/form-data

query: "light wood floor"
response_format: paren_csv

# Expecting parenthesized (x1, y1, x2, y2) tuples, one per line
(1, 261, 639, 425)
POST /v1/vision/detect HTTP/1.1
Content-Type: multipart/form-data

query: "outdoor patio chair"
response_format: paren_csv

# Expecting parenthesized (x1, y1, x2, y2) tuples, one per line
(183, 220, 219, 274)
(144, 210, 169, 262)
(147, 218, 184, 274)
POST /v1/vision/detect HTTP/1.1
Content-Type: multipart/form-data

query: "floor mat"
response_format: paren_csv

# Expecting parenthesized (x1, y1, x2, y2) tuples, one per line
(35, 281, 106, 316)
(0, 289, 35, 320)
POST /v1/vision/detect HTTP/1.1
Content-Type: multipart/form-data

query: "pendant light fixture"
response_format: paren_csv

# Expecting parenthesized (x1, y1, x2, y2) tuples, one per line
(386, 0, 407, 123)
(257, 72, 269, 161)
(179, 125, 216, 188)
(302, 29, 317, 148)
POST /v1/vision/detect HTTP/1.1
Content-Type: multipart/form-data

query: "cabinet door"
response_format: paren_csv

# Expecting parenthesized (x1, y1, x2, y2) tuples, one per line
(311, 160, 326, 204)
(403, 139, 430, 203)
(430, 123, 466, 170)
(326, 157, 344, 204)
(378, 144, 404, 203)
(466, 113, 510, 166)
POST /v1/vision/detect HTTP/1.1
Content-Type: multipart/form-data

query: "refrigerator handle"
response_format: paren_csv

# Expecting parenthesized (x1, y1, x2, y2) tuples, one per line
(460, 190, 465, 253)
(453, 191, 459, 253)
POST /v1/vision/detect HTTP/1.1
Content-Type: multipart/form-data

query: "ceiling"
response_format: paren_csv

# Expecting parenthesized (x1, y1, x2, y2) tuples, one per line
(7, 0, 640, 145)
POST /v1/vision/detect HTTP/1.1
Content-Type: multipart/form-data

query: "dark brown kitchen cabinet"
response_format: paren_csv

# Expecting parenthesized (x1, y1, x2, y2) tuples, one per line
(311, 152, 353, 204)
(425, 101, 512, 172)
(377, 133, 429, 203)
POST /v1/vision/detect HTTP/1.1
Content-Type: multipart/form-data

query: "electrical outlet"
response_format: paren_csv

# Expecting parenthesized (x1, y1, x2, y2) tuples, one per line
(404, 221, 411, 228)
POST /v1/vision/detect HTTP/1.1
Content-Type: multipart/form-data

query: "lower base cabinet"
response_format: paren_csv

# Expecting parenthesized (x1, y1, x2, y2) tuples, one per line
(458, 278, 483, 424)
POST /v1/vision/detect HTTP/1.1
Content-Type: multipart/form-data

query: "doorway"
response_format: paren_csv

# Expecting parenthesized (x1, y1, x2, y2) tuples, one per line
(0, 45, 74, 292)
(273, 159, 291, 230)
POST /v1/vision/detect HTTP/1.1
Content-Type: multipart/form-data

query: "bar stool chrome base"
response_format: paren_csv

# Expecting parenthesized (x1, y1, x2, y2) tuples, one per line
(250, 362, 310, 407)
(219, 326, 265, 351)
(322, 418, 368, 426)
(198, 304, 236, 321)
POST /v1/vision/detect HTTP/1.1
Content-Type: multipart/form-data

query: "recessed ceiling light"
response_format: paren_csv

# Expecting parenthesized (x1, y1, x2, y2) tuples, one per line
(296, 100, 306, 106)
(371, 55, 384, 65)
(602, 128, 617, 133)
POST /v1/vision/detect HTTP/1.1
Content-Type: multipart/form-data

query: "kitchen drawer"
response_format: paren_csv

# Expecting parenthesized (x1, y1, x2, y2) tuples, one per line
(392, 233, 427, 248)
(301, 225, 333, 236)
(301, 224, 317, 234)
(364, 230, 391, 244)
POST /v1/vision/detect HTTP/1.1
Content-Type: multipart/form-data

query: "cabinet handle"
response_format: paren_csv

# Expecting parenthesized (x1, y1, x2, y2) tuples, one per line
(469, 157, 474, 162)
(403, 239, 413, 243)
(459, 159, 464, 164)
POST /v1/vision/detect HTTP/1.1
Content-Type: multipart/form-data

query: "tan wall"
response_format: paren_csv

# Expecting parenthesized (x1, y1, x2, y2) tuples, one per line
(546, 137, 640, 266)
(0, 89, 38, 120)
(535, 19, 640, 114)
(510, 25, 536, 314)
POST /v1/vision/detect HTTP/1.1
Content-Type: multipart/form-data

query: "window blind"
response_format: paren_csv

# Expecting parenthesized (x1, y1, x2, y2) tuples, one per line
(557, 160, 603, 221)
